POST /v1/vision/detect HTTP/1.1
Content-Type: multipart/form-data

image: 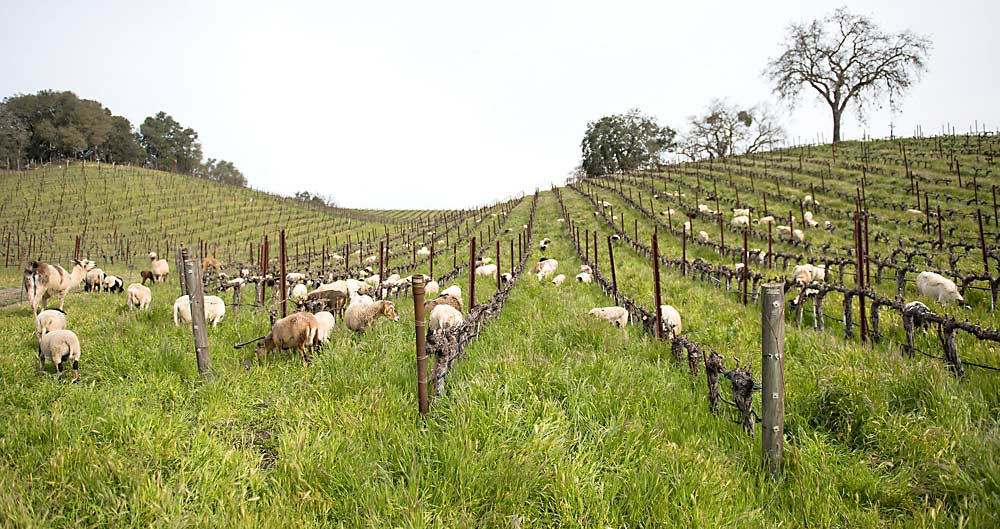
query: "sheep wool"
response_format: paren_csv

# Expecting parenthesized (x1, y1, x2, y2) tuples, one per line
(126, 283, 152, 310)
(173, 295, 226, 327)
(915, 271, 964, 305)
(39, 329, 81, 382)
(429, 304, 464, 334)
(551, 274, 566, 286)
(344, 298, 400, 332)
(35, 309, 67, 338)
(589, 307, 629, 328)
(314, 311, 336, 344)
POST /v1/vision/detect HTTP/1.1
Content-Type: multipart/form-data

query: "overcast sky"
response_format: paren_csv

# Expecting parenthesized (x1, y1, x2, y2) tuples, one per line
(2, 0, 997, 209)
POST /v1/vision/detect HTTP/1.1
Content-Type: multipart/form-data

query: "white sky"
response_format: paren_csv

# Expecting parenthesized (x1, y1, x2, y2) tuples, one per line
(2, 0, 997, 209)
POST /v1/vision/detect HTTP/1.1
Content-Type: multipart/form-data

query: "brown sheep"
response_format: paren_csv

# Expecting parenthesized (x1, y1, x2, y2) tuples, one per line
(255, 312, 320, 365)
(201, 257, 222, 272)
(303, 289, 349, 315)
(424, 293, 463, 313)
(140, 270, 158, 285)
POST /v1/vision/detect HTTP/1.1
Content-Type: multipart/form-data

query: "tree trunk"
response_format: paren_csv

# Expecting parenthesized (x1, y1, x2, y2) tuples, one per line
(831, 106, 842, 143)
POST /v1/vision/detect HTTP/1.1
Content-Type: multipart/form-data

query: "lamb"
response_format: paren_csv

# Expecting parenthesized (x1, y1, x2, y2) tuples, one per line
(424, 293, 463, 313)
(84, 268, 106, 292)
(532, 258, 558, 280)
(256, 312, 319, 365)
(35, 309, 67, 338)
(148, 252, 169, 283)
(579, 264, 593, 274)
(429, 304, 464, 334)
(314, 311, 336, 344)
(697, 231, 710, 243)
(589, 306, 629, 328)
(659, 305, 683, 339)
(173, 294, 226, 327)
(575, 272, 592, 283)
(344, 297, 400, 332)
(552, 274, 566, 285)
(500, 273, 513, 284)
(792, 264, 826, 286)
(140, 270, 155, 285)
(731, 215, 750, 227)
(915, 271, 965, 305)
(102, 275, 124, 293)
(38, 329, 82, 382)
(304, 288, 349, 314)
(126, 283, 152, 310)
(475, 264, 498, 278)
(425, 280, 440, 296)
(23, 259, 95, 315)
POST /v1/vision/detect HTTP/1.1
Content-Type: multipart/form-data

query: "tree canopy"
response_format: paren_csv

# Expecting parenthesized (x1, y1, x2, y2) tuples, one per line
(140, 111, 203, 174)
(681, 99, 784, 160)
(580, 109, 676, 177)
(764, 8, 931, 142)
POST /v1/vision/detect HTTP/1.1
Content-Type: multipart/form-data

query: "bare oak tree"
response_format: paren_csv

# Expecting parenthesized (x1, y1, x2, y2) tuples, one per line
(764, 8, 931, 142)
(682, 99, 784, 160)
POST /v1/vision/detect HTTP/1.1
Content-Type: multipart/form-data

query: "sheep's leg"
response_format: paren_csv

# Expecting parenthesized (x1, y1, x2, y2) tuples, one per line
(56, 361, 63, 378)
(72, 361, 79, 383)
(38, 348, 44, 372)
(299, 345, 308, 366)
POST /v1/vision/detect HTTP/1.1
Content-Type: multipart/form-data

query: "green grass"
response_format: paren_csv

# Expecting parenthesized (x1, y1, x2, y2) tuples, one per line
(0, 139, 998, 527)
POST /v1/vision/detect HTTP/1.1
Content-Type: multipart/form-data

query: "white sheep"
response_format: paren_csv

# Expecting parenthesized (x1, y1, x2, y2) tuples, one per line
(792, 229, 805, 242)
(732, 208, 750, 217)
(533, 258, 558, 281)
(429, 304, 464, 334)
(775, 225, 792, 238)
(417, 246, 431, 256)
(126, 283, 152, 311)
(35, 309, 67, 338)
(757, 216, 775, 226)
(102, 275, 124, 293)
(731, 215, 750, 227)
(475, 264, 498, 278)
(286, 272, 306, 284)
(38, 329, 82, 382)
(314, 311, 336, 344)
(589, 307, 629, 328)
(500, 273, 513, 284)
(824, 221, 835, 231)
(148, 252, 169, 283)
(906, 209, 925, 217)
(84, 268, 106, 292)
(552, 274, 566, 285)
(575, 272, 593, 283)
(579, 264, 593, 274)
(344, 297, 400, 332)
(425, 280, 440, 296)
(697, 231, 710, 243)
(556, 218, 565, 223)
(697, 204, 712, 213)
(659, 305, 682, 339)
(792, 264, 826, 285)
(173, 295, 226, 327)
(441, 285, 462, 301)
(916, 272, 964, 305)
(289, 283, 309, 305)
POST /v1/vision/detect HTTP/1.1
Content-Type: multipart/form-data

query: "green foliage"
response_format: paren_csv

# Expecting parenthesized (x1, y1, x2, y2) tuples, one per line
(200, 158, 247, 187)
(292, 190, 336, 208)
(580, 109, 675, 177)
(0, 102, 29, 167)
(140, 111, 204, 174)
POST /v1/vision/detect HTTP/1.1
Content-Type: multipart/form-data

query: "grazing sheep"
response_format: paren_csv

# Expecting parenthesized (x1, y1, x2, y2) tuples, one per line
(610, 234, 621, 242)
(425, 293, 463, 313)
(429, 304, 464, 334)
(552, 274, 566, 285)
(575, 272, 592, 283)
(286, 272, 307, 284)
(579, 264, 592, 274)
(102, 275, 124, 293)
(757, 216, 775, 226)
(697, 231, 710, 243)
(792, 229, 805, 242)
(476, 257, 493, 266)
(201, 257, 222, 272)
(732, 208, 750, 217)
(441, 285, 462, 301)
(475, 264, 498, 278)
(824, 221, 835, 231)
(425, 280, 440, 296)
(659, 209, 677, 217)
(173, 295, 226, 327)
(500, 273, 513, 284)
(84, 268, 106, 292)
(364, 255, 378, 265)
(731, 215, 750, 227)
(698, 204, 712, 214)
(683, 221, 692, 232)
(792, 264, 826, 286)
(304, 288, 349, 314)
(38, 329, 81, 382)
(289, 283, 309, 305)
(556, 218, 565, 223)
(659, 305, 682, 339)
(34, 309, 67, 338)
(417, 246, 431, 256)
(532, 258, 558, 280)
(345, 297, 400, 332)
(240, 268, 251, 278)
(126, 283, 152, 311)
(589, 306, 629, 328)
(916, 271, 964, 305)
(140, 270, 155, 285)
(906, 209, 925, 217)
(775, 225, 792, 238)
(23, 259, 94, 315)
(364, 274, 380, 288)
(148, 252, 169, 283)
(256, 312, 319, 365)
(314, 311, 336, 344)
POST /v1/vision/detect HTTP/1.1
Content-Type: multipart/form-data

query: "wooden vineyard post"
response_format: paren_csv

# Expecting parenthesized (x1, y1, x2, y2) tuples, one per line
(767, 223, 773, 269)
(978, 210, 989, 274)
(177, 251, 188, 296)
(509, 239, 514, 276)
(761, 283, 785, 478)
(496, 240, 501, 290)
(681, 224, 687, 276)
(742, 228, 749, 305)
(854, 206, 867, 343)
(413, 276, 429, 418)
(378, 240, 385, 298)
(181, 248, 212, 379)
(593, 231, 598, 274)
(429, 240, 434, 279)
(607, 236, 618, 303)
(652, 227, 663, 339)
(279, 230, 288, 318)
(469, 236, 476, 310)
(937, 206, 944, 248)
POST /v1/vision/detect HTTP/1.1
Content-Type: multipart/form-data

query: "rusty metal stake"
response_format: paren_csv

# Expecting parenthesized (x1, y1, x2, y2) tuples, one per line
(413, 276, 428, 417)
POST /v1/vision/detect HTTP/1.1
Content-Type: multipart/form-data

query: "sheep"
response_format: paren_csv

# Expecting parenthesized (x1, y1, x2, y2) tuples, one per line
(803, 194, 815, 205)
(791, 264, 826, 286)
(906, 208, 925, 217)
(683, 220, 692, 232)
(148, 252, 169, 283)
(916, 271, 965, 305)
(364, 255, 378, 265)
(575, 272, 592, 283)
(38, 329, 81, 382)
(792, 229, 805, 242)
(589, 307, 629, 328)
(126, 283, 152, 310)
(697, 231, 710, 243)
(84, 268, 106, 292)
(344, 297, 400, 332)
(286, 272, 307, 284)
(173, 295, 226, 327)
(556, 218, 565, 223)
(552, 274, 566, 285)
(775, 225, 792, 238)
(732, 208, 750, 217)
(476, 257, 493, 266)
(102, 275, 124, 293)
(35, 309, 67, 338)
(364, 274, 380, 288)
(240, 268, 251, 278)
(532, 258, 558, 280)
(731, 215, 750, 227)
(289, 283, 309, 305)
(429, 304, 464, 334)
(201, 257, 222, 272)
(140, 270, 155, 285)
(23, 259, 95, 315)
(500, 273, 513, 284)
(314, 311, 336, 344)
(698, 204, 712, 213)
(256, 312, 319, 365)
(475, 264, 498, 278)
(757, 216, 775, 226)
(304, 288, 349, 314)
(610, 234, 621, 242)
(417, 246, 431, 257)
(425, 293, 463, 313)
(824, 221, 835, 231)
(441, 285, 462, 300)
(425, 280, 440, 296)
(579, 264, 593, 274)
(659, 305, 682, 339)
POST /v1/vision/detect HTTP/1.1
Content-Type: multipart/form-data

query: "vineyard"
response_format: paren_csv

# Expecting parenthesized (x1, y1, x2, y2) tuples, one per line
(0, 135, 998, 527)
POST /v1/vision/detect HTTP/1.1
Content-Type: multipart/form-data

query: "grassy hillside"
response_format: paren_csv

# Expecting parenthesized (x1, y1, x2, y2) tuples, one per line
(0, 137, 998, 528)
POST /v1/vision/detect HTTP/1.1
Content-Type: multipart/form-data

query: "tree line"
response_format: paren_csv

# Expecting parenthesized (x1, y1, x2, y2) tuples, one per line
(0, 90, 246, 186)
(579, 8, 931, 177)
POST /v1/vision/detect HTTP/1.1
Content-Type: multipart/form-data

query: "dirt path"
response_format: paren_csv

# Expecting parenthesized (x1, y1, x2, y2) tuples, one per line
(0, 287, 24, 308)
